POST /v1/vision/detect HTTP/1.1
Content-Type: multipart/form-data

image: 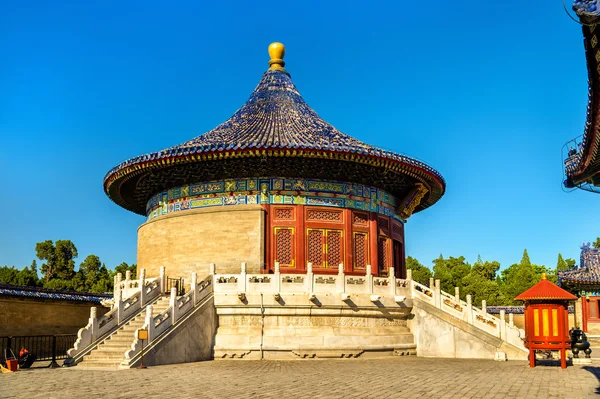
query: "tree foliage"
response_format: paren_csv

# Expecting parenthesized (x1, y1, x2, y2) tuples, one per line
(593, 237, 600, 249)
(406, 256, 431, 285)
(114, 262, 137, 279)
(432, 255, 471, 293)
(36, 240, 78, 282)
(0, 240, 131, 294)
(404, 247, 576, 306)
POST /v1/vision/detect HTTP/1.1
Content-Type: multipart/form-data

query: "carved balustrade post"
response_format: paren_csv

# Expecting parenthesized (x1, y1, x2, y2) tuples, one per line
(366, 265, 373, 294)
(274, 262, 281, 293)
(429, 277, 434, 289)
(115, 288, 123, 324)
(125, 270, 131, 299)
(389, 266, 396, 296)
(191, 272, 198, 306)
(159, 266, 166, 294)
(500, 310, 507, 340)
(90, 307, 98, 341)
(170, 287, 178, 324)
(240, 262, 247, 293)
(435, 279, 441, 309)
(116, 272, 123, 304)
(145, 305, 154, 342)
(509, 313, 514, 328)
(481, 300, 487, 314)
(406, 269, 413, 298)
(337, 264, 345, 293)
(113, 275, 119, 303)
(466, 295, 474, 325)
(209, 263, 216, 287)
(455, 287, 460, 303)
(307, 262, 314, 293)
(139, 268, 146, 308)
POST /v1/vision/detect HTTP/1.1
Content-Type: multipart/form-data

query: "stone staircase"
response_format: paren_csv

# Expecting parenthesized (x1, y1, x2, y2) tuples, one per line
(78, 296, 171, 368)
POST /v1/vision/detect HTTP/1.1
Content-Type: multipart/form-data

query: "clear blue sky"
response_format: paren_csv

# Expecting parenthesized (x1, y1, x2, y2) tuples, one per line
(0, 0, 598, 273)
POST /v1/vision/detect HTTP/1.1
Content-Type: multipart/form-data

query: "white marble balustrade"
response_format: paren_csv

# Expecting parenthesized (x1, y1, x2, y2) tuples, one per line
(409, 274, 524, 349)
(213, 263, 408, 301)
(67, 268, 163, 360)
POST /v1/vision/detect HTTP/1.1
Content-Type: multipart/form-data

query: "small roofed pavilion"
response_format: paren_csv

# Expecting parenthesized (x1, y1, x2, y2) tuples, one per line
(515, 274, 577, 368)
(103, 43, 446, 280)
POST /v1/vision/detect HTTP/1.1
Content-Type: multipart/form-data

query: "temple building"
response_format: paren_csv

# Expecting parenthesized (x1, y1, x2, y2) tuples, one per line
(103, 42, 446, 281)
(564, 1, 600, 193)
(559, 244, 600, 333)
(68, 44, 530, 366)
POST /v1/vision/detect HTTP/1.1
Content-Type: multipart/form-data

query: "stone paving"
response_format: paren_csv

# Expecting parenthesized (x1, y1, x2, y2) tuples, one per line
(3, 357, 600, 399)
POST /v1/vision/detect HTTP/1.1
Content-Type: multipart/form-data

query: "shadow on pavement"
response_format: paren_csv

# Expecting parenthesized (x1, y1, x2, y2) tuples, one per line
(582, 366, 600, 395)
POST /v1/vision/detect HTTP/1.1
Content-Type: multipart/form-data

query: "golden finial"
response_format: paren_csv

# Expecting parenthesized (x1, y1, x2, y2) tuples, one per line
(268, 42, 286, 71)
(542, 273, 547, 280)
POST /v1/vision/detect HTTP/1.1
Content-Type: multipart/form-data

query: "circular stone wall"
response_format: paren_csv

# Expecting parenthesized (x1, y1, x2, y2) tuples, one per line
(137, 205, 266, 280)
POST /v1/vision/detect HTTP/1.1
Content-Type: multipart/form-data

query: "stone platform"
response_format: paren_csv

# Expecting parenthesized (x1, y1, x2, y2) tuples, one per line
(3, 358, 600, 398)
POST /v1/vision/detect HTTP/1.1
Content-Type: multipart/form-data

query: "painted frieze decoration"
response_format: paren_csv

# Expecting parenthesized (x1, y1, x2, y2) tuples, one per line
(145, 177, 403, 222)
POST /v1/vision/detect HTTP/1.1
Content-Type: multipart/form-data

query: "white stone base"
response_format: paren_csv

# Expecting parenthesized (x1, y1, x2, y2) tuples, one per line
(213, 292, 415, 360)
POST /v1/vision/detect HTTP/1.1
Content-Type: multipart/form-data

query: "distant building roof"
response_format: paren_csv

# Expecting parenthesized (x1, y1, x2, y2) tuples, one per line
(515, 274, 577, 301)
(104, 43, 445, 216)
(559, 243, 600, 286)
(0, 283, 111, 304)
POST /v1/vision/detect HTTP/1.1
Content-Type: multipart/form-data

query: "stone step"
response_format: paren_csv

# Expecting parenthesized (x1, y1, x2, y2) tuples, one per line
(99, 343, 131, 350)
(77, 359, 122, 368)
(85, 351, 127, 360)
(105, 335, 134, 343)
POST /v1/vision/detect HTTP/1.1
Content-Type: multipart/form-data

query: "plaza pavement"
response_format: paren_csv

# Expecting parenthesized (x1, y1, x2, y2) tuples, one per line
(3, 357, 600, 399)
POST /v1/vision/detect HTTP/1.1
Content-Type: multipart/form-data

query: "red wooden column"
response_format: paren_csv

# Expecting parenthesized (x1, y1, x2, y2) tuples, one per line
(263, 204, 271, 273)
(583, 296, 589, 333)
(368, 212, 378, 276)
(344, 209, 353, 273)
(296, 205, 306, 272)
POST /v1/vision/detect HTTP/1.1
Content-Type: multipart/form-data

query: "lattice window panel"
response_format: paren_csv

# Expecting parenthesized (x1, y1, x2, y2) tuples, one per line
(378, 217, 389, 235)
(378, 237, 389, 275)
(275, 228, 294, 267)
(275, 208, 293, 220)
(353, 212, 369, 226)
(307, 209, 342, 222)
(308, 229, 324, 267)
(327, 230, 343, 267)
(392, 222, 403, 238)
(353, 233, 368, 270)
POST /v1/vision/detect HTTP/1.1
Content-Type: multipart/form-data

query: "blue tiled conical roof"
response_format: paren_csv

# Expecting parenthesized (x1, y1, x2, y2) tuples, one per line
(104, 45, 445, 215)
(178, 70, 373, 152)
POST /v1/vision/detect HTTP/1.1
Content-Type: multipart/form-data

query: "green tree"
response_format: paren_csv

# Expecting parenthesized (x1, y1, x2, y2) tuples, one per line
(406, 256, 431, 285)
(461, 273, 506, 306)
(556, 253, 568, 272)
(0, 266, 18, 285)
(500, 249, 537, 305)
(90, 264, 113, 293)
(565, 258, 577, 269)
(79, 255, 102, 290)
(471, 255, 500, 281)
(35, 240, 78, 281)
(432, 255, 471, 292)
(114, 262, 137, 279)
(15, 261, 39, 286)
(593, 238, 600, 249)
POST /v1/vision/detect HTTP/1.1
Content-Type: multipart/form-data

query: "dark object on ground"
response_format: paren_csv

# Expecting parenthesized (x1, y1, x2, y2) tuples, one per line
(570, 327, 592, 358)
